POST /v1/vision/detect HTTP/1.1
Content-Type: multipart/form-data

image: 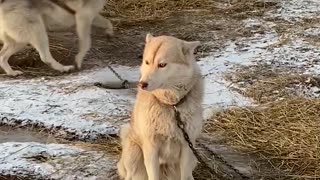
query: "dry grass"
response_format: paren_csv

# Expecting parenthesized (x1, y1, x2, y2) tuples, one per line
(205, 98, 320, 179)
(73, 137, 122, 156)
(104, 0, 278, 22)
(105, 0, 214, 21)
(226, 64, 320, 103)
(224, 0, 278, 19)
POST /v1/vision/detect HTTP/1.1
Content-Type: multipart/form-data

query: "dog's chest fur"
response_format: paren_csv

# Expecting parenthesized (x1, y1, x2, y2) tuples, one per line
(134, 91, 178, 138)
(132, 79, 204, 144)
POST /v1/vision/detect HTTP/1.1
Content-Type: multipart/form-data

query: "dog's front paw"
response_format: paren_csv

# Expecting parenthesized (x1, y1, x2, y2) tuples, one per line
(60, 65, 75, 73)
(7, 70, 23, 76)
(75, 60, 82, 70)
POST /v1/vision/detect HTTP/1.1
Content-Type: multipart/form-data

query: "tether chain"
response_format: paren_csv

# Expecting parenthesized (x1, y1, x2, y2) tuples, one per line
(198, 143, 250, 180)
(94, 65, 130, 89)
(106, 64, 125, 82)
(173, 106, 250, 180)
(106, 65, 130, 88)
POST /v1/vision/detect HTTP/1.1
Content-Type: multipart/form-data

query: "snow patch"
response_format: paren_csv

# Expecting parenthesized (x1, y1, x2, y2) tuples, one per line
(304, 27, 320, 37)
(200, 20, 279, 115)
(258, 38, 320, 74)
(0, 66, 139, 140)
(267, 0, 320, 22)
(0, 142, 116, 180)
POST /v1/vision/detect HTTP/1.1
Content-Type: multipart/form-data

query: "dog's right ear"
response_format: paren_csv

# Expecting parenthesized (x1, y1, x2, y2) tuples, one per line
(182, 41, 201, 56)
(146, 33, 153, 44)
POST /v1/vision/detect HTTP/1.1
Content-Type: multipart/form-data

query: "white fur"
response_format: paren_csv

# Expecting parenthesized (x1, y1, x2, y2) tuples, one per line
(0, 0, 113, 76)
(117, 35, 204, 180)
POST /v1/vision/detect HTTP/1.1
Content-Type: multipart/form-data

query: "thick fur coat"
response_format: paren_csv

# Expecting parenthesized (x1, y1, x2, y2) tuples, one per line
(117, 35, 204, 180)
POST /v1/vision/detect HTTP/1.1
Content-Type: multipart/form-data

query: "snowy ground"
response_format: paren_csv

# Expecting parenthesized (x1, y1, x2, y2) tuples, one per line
(0, 143, 117, 180)
(0, 66, 139, 140)
(0, 47, 256, 140)
(0, 0, 320, 179)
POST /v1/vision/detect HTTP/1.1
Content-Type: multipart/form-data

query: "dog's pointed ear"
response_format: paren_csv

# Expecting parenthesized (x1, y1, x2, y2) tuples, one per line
(146, 33, 153, 44)
(182, 41, 200, 56)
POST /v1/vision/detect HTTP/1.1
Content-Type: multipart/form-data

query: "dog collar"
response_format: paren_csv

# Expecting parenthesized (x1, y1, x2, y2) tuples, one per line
(173, 94, 188, 107)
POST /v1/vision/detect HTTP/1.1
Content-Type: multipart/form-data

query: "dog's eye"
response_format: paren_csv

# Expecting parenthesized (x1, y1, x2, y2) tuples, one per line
(145, 61, 149, 65)
(158, 63, 167, 68)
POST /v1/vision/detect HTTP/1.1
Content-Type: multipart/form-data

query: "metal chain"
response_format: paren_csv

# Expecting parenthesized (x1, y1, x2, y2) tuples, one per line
(173, 106, 250, 180)
(95, 64, 130, 89)
(106, 64, 125, 82)
(198, 143, 250, 180)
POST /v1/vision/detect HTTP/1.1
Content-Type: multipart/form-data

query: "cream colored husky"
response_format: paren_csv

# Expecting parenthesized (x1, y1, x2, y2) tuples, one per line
(117, 34, 204, 180)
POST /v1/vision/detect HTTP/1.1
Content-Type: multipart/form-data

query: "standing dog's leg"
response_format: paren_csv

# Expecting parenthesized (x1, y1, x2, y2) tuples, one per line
(143, 142, 160, 180)
(30, 21, 74, 72)
(74, 12, 94, 69)
(0, 42, 26, 76)
(180, 146, 197, 180)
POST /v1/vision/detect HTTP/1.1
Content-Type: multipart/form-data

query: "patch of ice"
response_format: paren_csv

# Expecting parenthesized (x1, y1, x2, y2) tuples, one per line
(200, 23, 279, 115)
(304, 27, 320, 37)
(294, 84, 320, 98)
(243, 19, 263, 28)
(258, 38, 320, 74)
(267, 0, 320, 22)
(0, 142, 116, 180)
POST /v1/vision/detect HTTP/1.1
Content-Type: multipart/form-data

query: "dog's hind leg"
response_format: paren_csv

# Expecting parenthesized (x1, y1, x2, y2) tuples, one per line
(0, 40, 26, 76)
(29, 23, 74, 73)
(93, 15, 113, 36)
(74, 12, 94, 69)
(180, 146, 197, 180)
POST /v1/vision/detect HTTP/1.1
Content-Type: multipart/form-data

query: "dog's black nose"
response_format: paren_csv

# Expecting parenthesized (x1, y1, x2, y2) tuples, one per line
(138, 81, 148, 89)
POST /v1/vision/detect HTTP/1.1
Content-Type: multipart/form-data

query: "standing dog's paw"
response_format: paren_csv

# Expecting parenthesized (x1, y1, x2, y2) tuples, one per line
(75, 61, 82, 70)
(7, 70, 23, 77)
(60, 65, 75, 73)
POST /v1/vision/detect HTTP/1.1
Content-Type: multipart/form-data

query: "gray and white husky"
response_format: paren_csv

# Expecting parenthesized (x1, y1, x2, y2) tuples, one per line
(0, 0, 113, 76)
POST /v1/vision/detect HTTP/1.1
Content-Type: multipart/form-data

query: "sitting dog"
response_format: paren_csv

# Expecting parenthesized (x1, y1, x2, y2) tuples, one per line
(0, 0, 113, 76)
(117, 34, 204, 180)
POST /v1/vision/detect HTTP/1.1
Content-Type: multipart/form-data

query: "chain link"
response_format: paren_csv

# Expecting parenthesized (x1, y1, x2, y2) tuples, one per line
(106, 65, 130, 89)
(94, 64, 130, 89)
(173, 106, 250, 180)
(106, 64, 124, 82)
(198, 143, 250, 180)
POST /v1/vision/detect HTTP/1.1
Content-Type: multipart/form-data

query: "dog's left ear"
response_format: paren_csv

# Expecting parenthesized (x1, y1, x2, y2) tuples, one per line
(182, 41, 200, 56)
(146, 33, 154, 44)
